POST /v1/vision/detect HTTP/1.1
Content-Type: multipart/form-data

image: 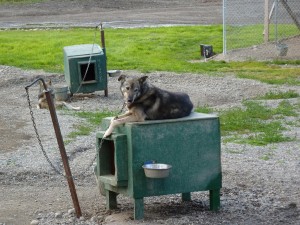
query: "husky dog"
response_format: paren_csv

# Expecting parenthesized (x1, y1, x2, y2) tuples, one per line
(37, 80, 80, 110)
(103, 75, 193, 137)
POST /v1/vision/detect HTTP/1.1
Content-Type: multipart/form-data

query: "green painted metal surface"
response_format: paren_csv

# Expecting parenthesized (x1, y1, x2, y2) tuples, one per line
(63, 44, 107, 94)
(95, 112, 222, 219)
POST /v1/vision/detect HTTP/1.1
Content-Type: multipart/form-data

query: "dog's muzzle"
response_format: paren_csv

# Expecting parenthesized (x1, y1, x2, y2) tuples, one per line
(126, 100, 133, 107)
(125, 94, 137, 106)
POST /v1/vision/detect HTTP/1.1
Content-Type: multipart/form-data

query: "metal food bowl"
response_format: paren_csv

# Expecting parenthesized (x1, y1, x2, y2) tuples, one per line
(107, 70, 121, 77)
(142, 163, 172, 178)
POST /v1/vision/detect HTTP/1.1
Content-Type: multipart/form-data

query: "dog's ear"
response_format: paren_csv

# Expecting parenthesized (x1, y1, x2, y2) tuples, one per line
(47, 79, 52, 86)
(139, 76, 148, 84)
(118, 75, 126, 82)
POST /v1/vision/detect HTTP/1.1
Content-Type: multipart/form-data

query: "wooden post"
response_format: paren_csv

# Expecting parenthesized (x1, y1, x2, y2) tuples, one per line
(264, 0, 270, 43)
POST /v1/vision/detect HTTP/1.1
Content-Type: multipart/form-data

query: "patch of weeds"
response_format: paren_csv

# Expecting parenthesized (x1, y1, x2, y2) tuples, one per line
(257, 90, 299, 100)
(270, 59, 300, 66)
(273, 100, 298, 117)
(220, 101, 273, 135)
(63, 139, 72, 146)
(260, 152, 274, 161)
(74, 111, 115, 126)
(260, 145, 277, 161)
(219, 100, 297, 146)
(67, 124, 93, 139)
(245, 123, 291, 146)
(224, 146, 245, 154)
(66, 110, 115, 141)
(195, 105, 214, 114)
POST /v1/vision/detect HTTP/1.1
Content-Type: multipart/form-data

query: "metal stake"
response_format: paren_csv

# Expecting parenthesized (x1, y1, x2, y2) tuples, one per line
(100, 23, 108, 97)
(25, 78, 82, 218)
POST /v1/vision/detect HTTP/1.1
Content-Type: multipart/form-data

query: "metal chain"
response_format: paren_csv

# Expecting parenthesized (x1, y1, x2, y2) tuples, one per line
(26, 88, 66, 176)
(25, 88, 105, 179)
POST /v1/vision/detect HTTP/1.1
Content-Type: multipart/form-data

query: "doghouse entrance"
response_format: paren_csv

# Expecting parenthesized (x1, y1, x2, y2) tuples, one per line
(79, 61, 96, 83)
(96, 133, 128, 187)
(99, 139, 115, 176)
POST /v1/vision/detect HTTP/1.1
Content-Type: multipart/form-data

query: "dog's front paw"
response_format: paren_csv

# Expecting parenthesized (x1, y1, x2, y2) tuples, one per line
(110, 116, 119, 122)
(103, 129, 112, 138)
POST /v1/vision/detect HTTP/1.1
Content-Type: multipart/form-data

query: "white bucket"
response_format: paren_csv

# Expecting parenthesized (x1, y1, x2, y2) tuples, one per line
(54, 85, 69, 101)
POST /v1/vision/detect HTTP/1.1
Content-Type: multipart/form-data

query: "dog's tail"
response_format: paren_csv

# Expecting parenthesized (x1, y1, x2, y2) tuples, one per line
(62, 102, 80, 111)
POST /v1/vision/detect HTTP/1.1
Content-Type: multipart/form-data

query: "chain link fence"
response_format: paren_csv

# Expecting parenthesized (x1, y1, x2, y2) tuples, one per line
(222, 0, 300, 61)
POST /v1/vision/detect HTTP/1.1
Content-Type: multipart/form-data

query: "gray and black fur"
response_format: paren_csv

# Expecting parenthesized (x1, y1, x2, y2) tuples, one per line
(103, 75, 193, 137)
(119, 75, 193, 120)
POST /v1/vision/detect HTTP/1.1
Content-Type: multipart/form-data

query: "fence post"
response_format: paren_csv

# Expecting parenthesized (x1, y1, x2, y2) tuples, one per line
(264, 0, 269, 43)
(223, 0, 227, 55)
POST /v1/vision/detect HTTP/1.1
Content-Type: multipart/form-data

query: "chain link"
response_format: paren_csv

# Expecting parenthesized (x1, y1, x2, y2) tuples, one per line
(25, 88, 105, 179)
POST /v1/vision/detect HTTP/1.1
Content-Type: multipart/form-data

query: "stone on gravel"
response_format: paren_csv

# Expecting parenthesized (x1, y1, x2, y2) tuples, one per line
(54, 211, 63, 218)
(67, 208, 75, 215)
(30, 220, 39, 225)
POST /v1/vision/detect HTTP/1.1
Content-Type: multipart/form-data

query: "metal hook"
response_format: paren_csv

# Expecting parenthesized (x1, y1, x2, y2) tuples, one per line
(25, 77, 48, 91)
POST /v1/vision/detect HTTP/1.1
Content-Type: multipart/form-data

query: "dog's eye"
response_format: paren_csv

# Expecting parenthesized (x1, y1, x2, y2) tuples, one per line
(126, 86, 130, 90)
(134, 88, 138, 92)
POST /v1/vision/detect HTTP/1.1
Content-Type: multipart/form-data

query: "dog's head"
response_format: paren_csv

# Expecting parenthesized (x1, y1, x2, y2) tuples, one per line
(118, 75, 148, 107)
(37, 79, 55, 109)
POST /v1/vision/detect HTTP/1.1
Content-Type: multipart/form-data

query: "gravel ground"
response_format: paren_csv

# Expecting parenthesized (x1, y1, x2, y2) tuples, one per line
(0, 65, 299, 225)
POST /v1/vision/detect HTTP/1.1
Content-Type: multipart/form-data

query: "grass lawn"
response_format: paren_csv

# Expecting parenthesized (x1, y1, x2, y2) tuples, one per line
(0, 26, 299, 85)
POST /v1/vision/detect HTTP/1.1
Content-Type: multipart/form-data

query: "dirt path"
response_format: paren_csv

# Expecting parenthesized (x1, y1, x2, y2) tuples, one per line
(0, 0, 222, 28)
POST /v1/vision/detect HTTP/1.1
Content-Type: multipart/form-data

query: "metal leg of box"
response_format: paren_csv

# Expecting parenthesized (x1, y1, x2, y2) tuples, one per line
(106, 190, 117, 210)
(209, 189, 220, 211)
(182, 192, 191, 201)
(134, 198, 144, 220)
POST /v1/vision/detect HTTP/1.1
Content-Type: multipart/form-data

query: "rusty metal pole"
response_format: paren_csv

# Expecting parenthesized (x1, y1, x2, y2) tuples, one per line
(25, 78, 82, 218)
(100, 23, 108, 97)
(100, 23, 106, 49)
(44, 90, 82, 218)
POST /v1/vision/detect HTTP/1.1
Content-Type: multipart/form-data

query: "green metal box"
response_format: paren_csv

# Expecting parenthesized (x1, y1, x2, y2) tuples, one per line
(95, 112, 222, 219)
(63, 44, 107, 96)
